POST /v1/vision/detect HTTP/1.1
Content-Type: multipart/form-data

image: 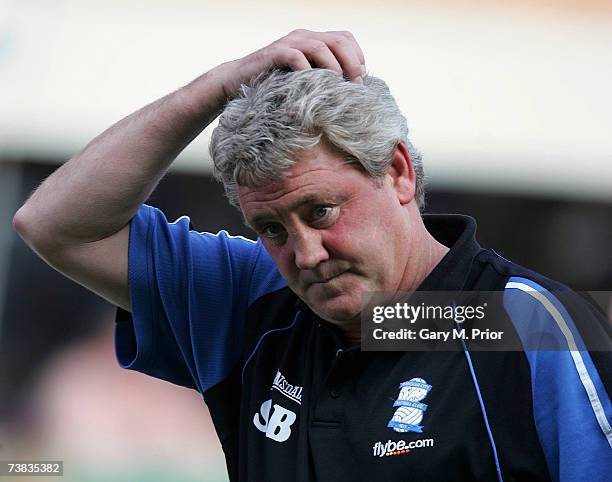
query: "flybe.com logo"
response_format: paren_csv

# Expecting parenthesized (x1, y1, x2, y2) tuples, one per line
(372, 438, 435, 457)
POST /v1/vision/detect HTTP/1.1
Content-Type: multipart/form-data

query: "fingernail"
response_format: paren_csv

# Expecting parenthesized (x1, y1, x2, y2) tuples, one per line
(361, 64, 366, 75)
(354, 75, 363, 84)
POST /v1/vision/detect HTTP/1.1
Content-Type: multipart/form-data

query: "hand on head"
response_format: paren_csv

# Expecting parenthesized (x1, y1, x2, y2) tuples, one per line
(218, 29, 366, 101)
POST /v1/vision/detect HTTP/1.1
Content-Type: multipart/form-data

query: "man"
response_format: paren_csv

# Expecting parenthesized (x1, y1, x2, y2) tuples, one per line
(13, 29, 611, 481)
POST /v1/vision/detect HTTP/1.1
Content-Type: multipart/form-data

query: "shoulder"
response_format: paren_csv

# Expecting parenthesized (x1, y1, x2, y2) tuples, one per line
(474, 248, 569, 291)
(473, 250, 612, 477)
(473, 248, 610, 349)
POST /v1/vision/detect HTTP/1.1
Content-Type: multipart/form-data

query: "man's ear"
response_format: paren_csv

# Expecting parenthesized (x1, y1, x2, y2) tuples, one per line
(386, 142, 416, 205)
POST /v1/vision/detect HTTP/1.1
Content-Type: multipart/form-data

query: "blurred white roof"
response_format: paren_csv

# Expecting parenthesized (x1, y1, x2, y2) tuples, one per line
(1, 0, 611, 200)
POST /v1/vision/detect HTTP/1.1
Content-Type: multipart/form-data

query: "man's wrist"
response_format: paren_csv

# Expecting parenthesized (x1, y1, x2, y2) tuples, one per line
(178, 65, 231, 124)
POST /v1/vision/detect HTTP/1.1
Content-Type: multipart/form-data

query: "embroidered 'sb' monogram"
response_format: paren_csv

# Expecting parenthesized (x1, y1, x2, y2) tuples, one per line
(253, 399, 297, 442)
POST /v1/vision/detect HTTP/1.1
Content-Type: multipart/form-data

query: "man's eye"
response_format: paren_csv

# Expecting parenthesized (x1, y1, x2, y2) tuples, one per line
(313, 206, 332, 219)
(261, 224, 284, 238)
(310, 206, 338, 226)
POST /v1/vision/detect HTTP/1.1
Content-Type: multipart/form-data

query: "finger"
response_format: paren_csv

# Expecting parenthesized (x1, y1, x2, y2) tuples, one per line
(329, 30, 366, 67)
(291, 29, 366, 66)
(274, 47, 312, 72)
(319, 32, 365, 82)
(299, 40, 343, 75)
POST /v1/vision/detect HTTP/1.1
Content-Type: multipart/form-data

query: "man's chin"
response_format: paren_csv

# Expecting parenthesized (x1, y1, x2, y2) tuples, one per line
(306, 295, 362, 325)
(294, 274, 368, 322)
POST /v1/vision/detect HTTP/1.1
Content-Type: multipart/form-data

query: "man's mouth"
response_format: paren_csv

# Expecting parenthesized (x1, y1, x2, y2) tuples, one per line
(297, 262, 353, 292)
(307, 270, 348, 286)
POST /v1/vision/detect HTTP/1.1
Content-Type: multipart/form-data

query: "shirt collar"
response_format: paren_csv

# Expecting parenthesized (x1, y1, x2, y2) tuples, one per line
(417, 213, 482, 292)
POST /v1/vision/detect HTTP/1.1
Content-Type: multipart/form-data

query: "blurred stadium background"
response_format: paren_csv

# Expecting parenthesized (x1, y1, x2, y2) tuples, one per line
(1, 0, 611, 480)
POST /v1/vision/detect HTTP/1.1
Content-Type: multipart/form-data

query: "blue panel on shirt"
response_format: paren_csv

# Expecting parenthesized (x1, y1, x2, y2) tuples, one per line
(503, 276, 612, 481)
(115, 204, 286, 393)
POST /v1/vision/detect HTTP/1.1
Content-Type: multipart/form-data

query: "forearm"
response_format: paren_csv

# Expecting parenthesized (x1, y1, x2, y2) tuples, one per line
(14, 29, 368, 250)
(14, 65, 229, 249)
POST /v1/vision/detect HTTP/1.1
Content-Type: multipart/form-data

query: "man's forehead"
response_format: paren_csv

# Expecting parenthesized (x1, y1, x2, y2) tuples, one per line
(238, 156, 355, 203)
(239, 179, 345, 224)
(236, 141, 377, 221)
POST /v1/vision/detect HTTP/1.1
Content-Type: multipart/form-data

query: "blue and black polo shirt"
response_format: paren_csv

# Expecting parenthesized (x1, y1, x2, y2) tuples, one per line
(115, 204, 612, 481)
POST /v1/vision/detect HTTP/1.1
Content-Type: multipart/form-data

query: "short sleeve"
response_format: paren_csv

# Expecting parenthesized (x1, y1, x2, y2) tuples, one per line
(114, 204, 286, 393)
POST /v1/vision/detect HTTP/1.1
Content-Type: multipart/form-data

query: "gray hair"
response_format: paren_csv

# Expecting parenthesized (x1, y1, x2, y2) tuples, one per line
(209, 68, 425, 210)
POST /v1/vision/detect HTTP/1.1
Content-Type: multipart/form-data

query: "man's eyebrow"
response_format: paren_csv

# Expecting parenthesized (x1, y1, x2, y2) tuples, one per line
(246, 194, 337, 228)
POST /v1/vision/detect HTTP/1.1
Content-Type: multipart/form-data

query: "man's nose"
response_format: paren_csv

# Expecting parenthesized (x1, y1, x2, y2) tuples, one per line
(292, 228, 329, 270)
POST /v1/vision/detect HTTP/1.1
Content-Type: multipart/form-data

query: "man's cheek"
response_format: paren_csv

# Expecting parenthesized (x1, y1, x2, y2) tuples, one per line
(281, 263, 302, 288)
(265, 250, 294, 282)
(278, 264, 297, 284)
(325, 219, 362, 251)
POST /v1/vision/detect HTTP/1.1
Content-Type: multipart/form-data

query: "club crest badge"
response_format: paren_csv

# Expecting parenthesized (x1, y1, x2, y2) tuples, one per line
(387, 378, 432, 433)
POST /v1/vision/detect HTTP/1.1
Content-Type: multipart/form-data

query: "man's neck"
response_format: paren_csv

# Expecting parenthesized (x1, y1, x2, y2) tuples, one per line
(404, 229, 450, 291)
